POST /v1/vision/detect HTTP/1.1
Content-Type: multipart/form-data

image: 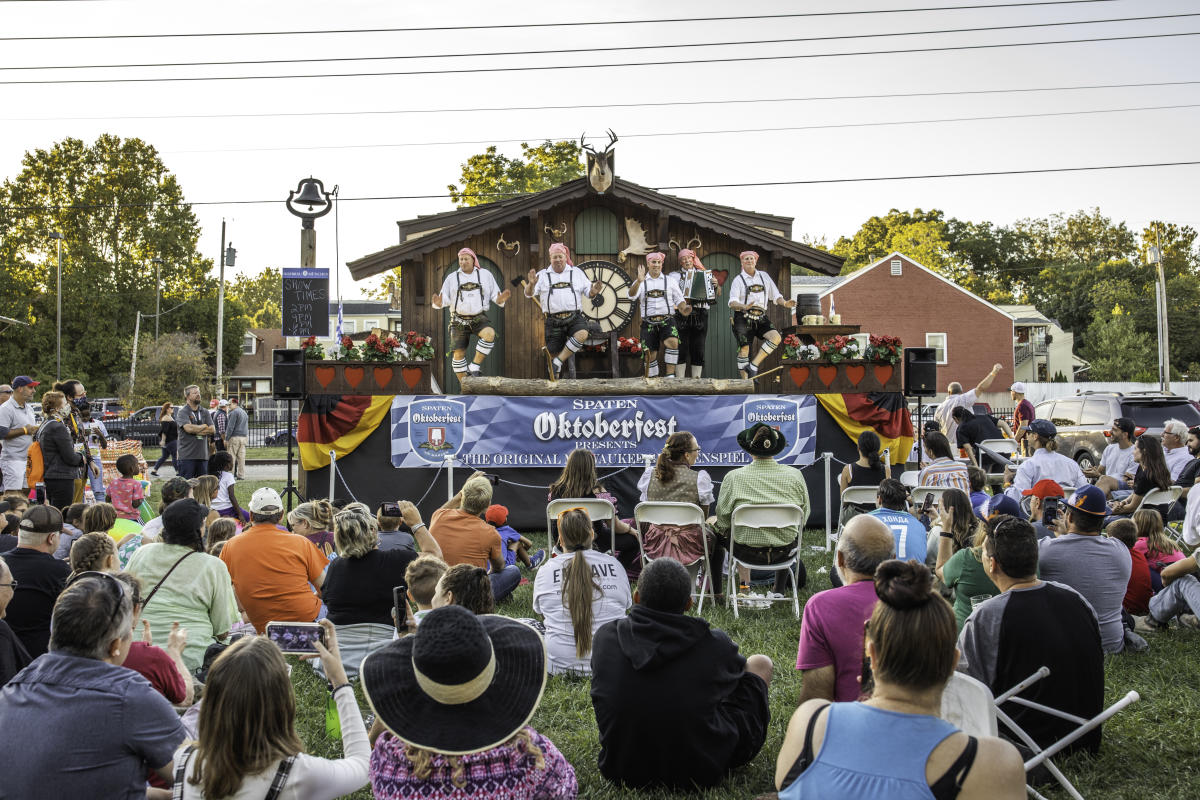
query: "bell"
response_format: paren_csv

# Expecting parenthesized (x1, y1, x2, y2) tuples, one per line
(292, 178, 328, 211)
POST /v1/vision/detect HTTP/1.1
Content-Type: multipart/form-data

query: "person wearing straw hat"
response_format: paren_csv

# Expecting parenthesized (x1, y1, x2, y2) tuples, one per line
(726, 251, 795, 379)
(363, 604, 578, 799)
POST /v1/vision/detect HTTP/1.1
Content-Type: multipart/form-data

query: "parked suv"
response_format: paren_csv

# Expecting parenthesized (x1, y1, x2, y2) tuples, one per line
(88, 397, 126, 423)
(1033, 392, 1200, 470)
(106, 405, 165, 446)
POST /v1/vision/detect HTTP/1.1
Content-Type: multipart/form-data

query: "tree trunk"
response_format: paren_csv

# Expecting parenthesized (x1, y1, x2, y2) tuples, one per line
(458, 376, 755, 396)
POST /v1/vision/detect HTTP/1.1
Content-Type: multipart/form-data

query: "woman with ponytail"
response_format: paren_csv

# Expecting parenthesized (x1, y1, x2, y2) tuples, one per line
(533, 508, 631, 674)
(775, 559, 1024, 800)
(68, 531, 119, 578)
(289, 499, 337, 558)
(637, 431, 715, 567)
(839, 430, 890, 493)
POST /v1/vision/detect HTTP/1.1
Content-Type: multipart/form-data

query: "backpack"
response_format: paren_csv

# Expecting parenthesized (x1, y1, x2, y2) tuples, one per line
(25, 421, 50, 486)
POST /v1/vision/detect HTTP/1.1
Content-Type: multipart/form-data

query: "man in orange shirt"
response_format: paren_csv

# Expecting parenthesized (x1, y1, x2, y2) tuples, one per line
(219, 487, 328, 631)
(430, 472, 521, 601)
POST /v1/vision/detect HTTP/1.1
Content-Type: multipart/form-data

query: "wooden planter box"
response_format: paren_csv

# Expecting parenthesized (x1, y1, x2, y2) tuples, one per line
(575, 353, 645, 379)
(779, 359, 902, 393)
(306, 360, 432, 395)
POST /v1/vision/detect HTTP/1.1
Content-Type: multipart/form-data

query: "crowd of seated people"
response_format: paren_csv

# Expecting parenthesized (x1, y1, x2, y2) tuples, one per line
(0, 412, 1189, 800)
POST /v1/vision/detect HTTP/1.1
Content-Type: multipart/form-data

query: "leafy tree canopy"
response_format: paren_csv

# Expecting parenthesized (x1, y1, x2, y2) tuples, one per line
(448, 140, 584, 207)
(229, 267, 282, 329)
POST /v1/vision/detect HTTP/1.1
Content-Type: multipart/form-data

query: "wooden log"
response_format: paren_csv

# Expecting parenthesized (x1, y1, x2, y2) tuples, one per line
(459, 376, 755, 396)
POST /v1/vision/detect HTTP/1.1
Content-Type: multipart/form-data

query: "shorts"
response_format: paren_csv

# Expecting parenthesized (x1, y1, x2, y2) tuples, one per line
(544, 311, 590, 354)
(732, 310, 775, 348)
(1, 460, 27, 491)
(640, 316, 679, 350)
(448, 312, 492, 351)
(721, 671, 771, 770)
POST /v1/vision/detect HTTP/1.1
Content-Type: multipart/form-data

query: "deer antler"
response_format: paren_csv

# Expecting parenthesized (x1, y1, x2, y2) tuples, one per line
(544, 222, 567, 240)
(496, 235, 520, 256)
(603, 129, 618, 153)
(579, 132, 597, 156)
(687, 235, 702, 250)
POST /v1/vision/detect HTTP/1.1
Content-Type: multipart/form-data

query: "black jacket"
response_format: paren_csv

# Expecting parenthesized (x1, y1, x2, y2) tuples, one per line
(589, 605, 751, 789)
(38, 418, 84, 480)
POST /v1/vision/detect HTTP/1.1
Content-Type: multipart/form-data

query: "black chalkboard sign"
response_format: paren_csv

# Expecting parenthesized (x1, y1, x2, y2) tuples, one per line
(282, 268, 329, 337)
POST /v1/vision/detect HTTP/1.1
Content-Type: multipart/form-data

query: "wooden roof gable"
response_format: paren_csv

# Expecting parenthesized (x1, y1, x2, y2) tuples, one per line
(347, 177, 843, 279)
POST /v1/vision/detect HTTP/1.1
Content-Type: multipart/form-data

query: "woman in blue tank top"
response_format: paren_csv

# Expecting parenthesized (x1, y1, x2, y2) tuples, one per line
(774, 559, 1026, 800)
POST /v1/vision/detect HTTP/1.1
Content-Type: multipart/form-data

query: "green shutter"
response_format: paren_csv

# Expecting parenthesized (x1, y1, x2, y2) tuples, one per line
(574, 207, 619, 255)
(701, 252, 740, 379)
(441, 256, 505, 393)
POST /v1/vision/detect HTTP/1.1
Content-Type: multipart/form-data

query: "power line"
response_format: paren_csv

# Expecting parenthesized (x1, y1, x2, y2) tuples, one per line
(7, 12, 1189, 73)
(0, 1, 1125, 42)
(4, 30, 1195, 86)
(161, 102, 1200, 155)
(7, 78, 1199, 123)
(2, 160, 1197, 212)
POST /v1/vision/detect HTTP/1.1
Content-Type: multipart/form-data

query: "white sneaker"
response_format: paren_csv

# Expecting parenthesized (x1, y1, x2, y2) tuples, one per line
(1180, 613, 1199, 630)
(766, 591, 786, 600)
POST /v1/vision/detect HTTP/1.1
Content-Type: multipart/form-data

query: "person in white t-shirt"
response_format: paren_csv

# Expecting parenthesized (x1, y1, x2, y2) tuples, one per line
(432, 247, 511, 379)
(1091, 417, 1136, 497)
(533, 507, 631, 675)
(933, 363, 1002, 447)
(627, 252, 691, 378)
(208, 451, 247, 522)
(726, 251, 796, 378)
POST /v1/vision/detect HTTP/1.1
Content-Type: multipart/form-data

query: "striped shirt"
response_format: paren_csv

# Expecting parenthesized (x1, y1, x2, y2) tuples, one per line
(714, 458, 810, 547)
(917, 457, 971, 493)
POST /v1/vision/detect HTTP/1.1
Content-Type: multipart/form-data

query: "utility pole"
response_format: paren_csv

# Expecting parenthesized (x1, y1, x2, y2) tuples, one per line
(152, 257, 163, 340)
(1151, 223, 1170, 392)
(217, 219, 226, 395)
(130, 311, 141, 393)
(49, 232, 63, 381)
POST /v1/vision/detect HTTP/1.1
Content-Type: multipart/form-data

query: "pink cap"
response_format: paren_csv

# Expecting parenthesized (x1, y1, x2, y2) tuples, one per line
(457, 247, 480, 269)
(678, 248, 704, 269)
(645, 252, 665, 263)
(740, 250, 759, 261)
(548, 242, 573, 266)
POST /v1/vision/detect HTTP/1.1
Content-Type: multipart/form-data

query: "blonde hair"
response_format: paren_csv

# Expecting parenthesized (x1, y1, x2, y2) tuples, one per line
(332, 503, 379, 558)
(206, 518, 238, 553)
(405, 728, 544, 788)
(405, 554, 449, 606)
(288, 499, 335, 533)
(68, 532, 116, 578)
(1133, 508, 1175, 560)
(460, 476, 493, 516)
(193, 475, 219, 503)
(557, 509, 599, 658)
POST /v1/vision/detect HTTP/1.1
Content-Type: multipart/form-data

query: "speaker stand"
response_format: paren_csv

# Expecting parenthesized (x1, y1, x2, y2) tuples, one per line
(915, 395, 924, 469)
(281, 398, 304, 512)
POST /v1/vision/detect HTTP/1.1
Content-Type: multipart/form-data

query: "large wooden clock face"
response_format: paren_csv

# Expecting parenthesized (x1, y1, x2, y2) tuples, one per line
(576, 259, 634, 334)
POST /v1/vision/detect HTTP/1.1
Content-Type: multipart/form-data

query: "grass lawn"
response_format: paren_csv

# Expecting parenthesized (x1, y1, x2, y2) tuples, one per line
(141, 445, 290, 462)
(207, 513, 1197, 799)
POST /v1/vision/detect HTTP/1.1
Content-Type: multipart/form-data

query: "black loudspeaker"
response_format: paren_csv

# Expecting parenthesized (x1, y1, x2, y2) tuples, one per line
(272, 349, 305, 399)
(904, 347, 938, 397)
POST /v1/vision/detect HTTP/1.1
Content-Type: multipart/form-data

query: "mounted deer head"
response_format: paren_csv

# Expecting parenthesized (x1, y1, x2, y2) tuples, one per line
(496, 234, 520, 256)
(581, 129, 617, 194)
(543, 222, 568, 241)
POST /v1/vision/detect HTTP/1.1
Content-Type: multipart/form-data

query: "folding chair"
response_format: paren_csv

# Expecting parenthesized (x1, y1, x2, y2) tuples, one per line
(831, 486, 879, 550)
(993, 667, 1141, 800)
(899, 470, 919, 488)
(633, 501, 711, 612)
(727, 503, 805, 619)
(1136, 485, 1183, 520)
(939, 671, 999, 738)
(546, 497, 617, 554)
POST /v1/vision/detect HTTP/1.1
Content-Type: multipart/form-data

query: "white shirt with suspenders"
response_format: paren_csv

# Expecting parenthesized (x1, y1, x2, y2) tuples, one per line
(727, 269, 783, 315)
(532, 266, 593, 315)
(629, 273, 684, 319)
(437, 268, 503, 317)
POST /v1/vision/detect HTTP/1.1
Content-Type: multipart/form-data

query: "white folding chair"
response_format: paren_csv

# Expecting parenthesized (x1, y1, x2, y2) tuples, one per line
(1135, 485, 1183, 519)
(899, 470, 919, 488)
(546, 497, 618, 554)
(727, 503, 805, 619)
(993, 667, 1141, 800)
(831, 486, 879, 550)
(633, 501, 711, 612)
(940, 672, 999, 738)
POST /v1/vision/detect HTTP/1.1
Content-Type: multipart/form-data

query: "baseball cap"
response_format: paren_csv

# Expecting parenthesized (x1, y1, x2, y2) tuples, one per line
(249, 487, 283, 513)
(11, 376, 39, 389)
(1066, 485, 1109, 516)
(0, 384, 11, 393)
(19, 504, 63, 535)
(986, 494, 1025, 520)
(1010, 382, 1027, 394)
(484, 504, 509, 526)
(1022, 479, 1066, 499)
(218, 399, 229, 407)
(1112, 417, 1135, 436)
(1028, 419, 1057, 438)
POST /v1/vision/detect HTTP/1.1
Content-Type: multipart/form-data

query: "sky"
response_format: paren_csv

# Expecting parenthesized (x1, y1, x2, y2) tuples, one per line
(1, 0, 1198, 299)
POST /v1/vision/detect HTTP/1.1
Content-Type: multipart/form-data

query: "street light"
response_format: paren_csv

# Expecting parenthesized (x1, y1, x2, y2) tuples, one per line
(151, 257, 163, 340)
(48, 231, 64, 381)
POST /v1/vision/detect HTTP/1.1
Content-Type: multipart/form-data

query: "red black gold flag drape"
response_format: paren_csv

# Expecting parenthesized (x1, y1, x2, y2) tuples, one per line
(816, 392, 914, 465)
(298, 395, 392, 470)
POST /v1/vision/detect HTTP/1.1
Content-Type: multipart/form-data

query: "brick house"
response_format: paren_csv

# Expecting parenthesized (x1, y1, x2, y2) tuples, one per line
(813, 252, 1016, 399)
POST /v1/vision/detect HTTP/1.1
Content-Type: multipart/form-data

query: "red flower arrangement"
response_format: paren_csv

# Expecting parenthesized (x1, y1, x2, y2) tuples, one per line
(865, 334, 903, 365)
(617, 336, 643, 356)
(300, 335, 325, 360)
(781, 333, 819, 361)
(819, 334, 860, 364)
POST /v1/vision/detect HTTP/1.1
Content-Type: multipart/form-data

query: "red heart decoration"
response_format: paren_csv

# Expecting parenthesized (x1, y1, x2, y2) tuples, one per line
(401, 366, 423, 389)
(373, 366, 393, 389)
(712, 269, 729, 288)
(343, 365, 365, 389)
(873, 364, 894, 385)
(789, 366, 810, 387)
(845, 364, 865, 386)
(818, 365, 837, 386)
(314, 365, 335, 389)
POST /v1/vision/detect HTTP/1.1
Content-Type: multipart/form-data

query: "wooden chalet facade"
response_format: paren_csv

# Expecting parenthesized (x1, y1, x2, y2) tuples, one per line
(347, 176, 842, 389)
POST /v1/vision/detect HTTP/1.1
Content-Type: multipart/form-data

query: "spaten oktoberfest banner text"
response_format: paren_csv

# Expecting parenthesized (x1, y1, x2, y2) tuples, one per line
(389, 394, 816, 469)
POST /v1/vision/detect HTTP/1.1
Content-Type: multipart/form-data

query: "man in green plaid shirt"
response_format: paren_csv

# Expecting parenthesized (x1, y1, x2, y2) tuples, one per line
(712, 423, 810, 598)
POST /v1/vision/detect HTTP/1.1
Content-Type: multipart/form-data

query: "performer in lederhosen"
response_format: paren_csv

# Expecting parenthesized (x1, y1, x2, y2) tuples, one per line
(669, 248, 720, 378)
(432, 247, 510, 378)
(524, 242, 604, 379)
(626, 252, 691, 378)
(727, 250, 796, 378)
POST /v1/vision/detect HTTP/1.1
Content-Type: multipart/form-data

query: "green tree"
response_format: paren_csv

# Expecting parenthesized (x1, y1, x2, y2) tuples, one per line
(229, 267, 283, 329)
(830, 208, 950, 274)
(0, 135, 225, 391)
(125, 331, 212, 408)
(448, 140, 584, 207)
(1082, 304, 1157, 382)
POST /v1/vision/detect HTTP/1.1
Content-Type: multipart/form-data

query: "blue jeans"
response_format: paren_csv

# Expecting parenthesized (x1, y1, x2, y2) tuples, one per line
(88, 456, 106, 502)
(490, 563, 522, 602)
(153, 439, 178, 472)
(177, 458, 208, 479)
(1149, 574, 1200, 623)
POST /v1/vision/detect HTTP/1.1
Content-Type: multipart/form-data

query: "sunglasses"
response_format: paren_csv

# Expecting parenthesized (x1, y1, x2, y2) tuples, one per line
(65, 570, 129, 629)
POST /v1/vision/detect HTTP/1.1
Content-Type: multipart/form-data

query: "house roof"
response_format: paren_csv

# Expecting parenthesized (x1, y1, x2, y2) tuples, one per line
(821, 251, 1015, 320)
(348, 176, 843, 280)
(998, 304, 1061, 327)
(327, 300, 401, 315)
